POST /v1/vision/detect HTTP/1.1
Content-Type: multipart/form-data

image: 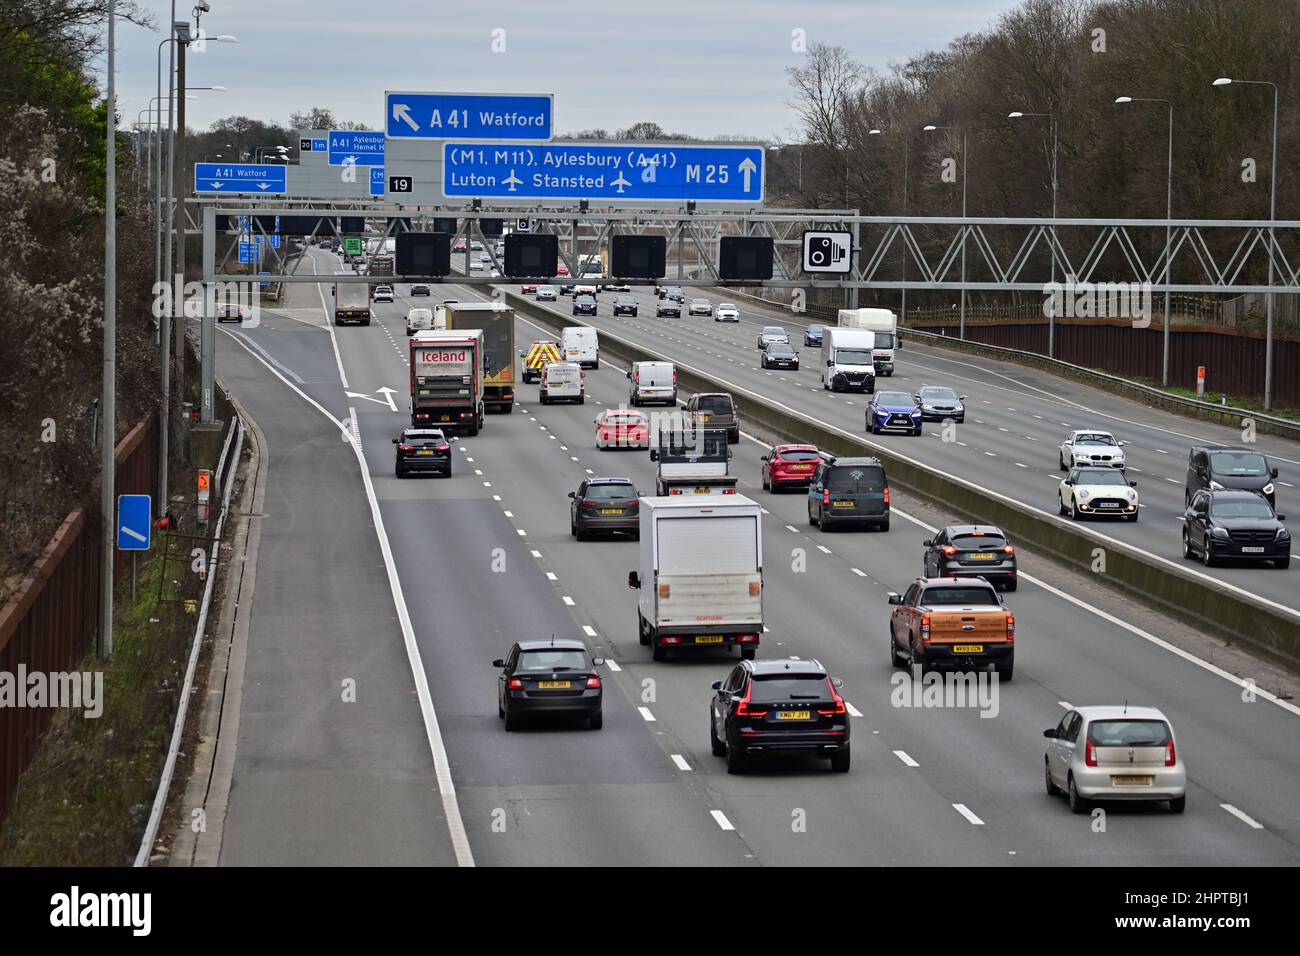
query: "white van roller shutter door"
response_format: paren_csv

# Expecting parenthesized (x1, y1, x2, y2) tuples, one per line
(658, 516, 758, 575)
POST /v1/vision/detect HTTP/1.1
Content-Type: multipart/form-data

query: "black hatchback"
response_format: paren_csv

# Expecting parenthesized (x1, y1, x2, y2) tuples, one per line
(613, 295, 638, 316)
(393, 427, 451, 478)
(494, 639, 606, 730)
(922, 524, 1018, 591)
(1183, 489, 1290, 568)
(710, 658, 850, 774)
(807, 456, 890, 531)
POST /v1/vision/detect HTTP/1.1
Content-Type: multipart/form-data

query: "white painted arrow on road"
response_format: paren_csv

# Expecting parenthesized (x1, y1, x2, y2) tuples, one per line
(346, 388, 399, 411)
(392, 102, 419, 132)
(738, 157, 757, 191)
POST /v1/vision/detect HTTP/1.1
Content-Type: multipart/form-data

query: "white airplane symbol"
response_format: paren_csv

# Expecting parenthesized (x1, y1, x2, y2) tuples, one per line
(503, 170, 523, 191)
(612, 173, 631, 193)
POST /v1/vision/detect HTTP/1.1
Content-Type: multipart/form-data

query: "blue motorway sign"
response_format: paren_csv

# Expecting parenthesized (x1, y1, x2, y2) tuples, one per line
(117, 495, 151, 551)
(239, 238, 263, 263)
(370, 167, 385, 197)
(312, 138, 326, 152)
(441, 142, 764, 204)
(195, 162, 286, 194)
(386, 91, 554, 141)
(328, 130, 385, 166)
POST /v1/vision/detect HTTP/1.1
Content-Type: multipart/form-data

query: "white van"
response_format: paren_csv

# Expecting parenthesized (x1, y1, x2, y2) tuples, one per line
(629, 361, 677, 406)
(561, 326, 599, 369)
(406, 307, 433, 336)
(821, 328, 877, 393)
(539, 362, 585, 404)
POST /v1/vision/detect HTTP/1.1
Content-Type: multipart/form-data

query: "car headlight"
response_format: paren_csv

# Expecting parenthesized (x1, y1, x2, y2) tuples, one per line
(1276, 526, 1290, 540)
(1127, 490, 1137, 500)
(1209, 480, 1225, 490)
(1077, 490, 1090, 500)
(1210, 526, 1230, 540)
(910, 412, 921, 419)
(1263, 483, 1275, 495)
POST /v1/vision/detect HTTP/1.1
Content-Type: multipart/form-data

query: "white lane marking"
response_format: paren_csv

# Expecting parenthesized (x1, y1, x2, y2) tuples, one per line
(582, 625, 597, 637)
(516, 528, 525, 536)
(482, 481, 492, 487)
(710, 810, 735, 831)
(671, 754, 692, 772)
(503, 510, 513, 517)
(585, 468, 594, 474)
(465, 457, 474, 463)
(846, 701, 863, 717)
(851, 568, 866, 577)
(309, 253, 350, 388)
(1058, 700, 1073, 710)
(1220, 804, 1264, 829)
(893, 750, 919, 768)
(786, 524, 799, 532)
(571, 456, 580, 461)
(984, 451, 997, 457)
(1015, 462, 1027, 468)
(492, 494, 501, 501)
(953, 803, 985, 825)
(816, 545, 832, 554)
(605, 658, 621, 672)
(530, 550, 542, 558)
(221, 329, 474, 866)
(637, 706, 656, 722)
(1156, 449, 1168, 454)
(545, 571, 557, 581)
(562, 595, 575, 606)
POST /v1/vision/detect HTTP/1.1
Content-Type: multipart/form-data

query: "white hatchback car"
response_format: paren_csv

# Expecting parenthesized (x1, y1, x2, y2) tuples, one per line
(1058, 466, 1139, 521)
(1044, 705, 1185, 814)
(1059, 430, 1127, 470)
(714, 303, 740, 322)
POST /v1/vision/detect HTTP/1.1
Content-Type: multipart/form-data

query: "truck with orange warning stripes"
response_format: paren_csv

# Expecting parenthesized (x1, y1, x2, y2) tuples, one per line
(520, 339, 561, 385)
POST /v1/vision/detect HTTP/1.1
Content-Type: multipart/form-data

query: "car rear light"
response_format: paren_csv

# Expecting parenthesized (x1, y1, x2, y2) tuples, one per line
(736, 633, 758, 642)
(736, 683, 767, 717)
(658, 584, 670, 598)
(823, 489, 830, 506)
(1165, 739, 1176, 767)
(1085, 740, 1098, 767)
(669, 488, 683, 495)
(723, 488, 736, 494)
(1006, 613, 1015, 643)
(883, 486, 890, 506)
(818, 679, 847, 715)
(661, 635, 682, 646)
(920, 614, 931, 643)
(435, 444, 449, 452)
(942, 545, 956, 556)
(585, 675, 601, 689)
(398, 444, 414, 452)
(1003, 545, 1015, 555)
(672, 369, 677, 384)
(507, 677, 524, 690)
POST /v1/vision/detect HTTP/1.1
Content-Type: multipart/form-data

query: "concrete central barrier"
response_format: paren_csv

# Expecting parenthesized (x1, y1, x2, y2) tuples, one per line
(503, 288, 1300, 669)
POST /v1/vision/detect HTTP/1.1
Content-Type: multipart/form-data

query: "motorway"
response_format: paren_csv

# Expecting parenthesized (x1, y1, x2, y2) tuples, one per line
(208, 246, 1300, 866)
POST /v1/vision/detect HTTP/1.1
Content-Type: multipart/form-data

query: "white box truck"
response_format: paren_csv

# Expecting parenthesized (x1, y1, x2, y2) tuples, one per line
(838, 308, 898, 376)
(627, 495, 763, 662)
(821, 328, 877, 392)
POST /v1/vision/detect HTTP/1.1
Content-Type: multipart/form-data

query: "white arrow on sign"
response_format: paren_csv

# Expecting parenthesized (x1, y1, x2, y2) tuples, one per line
(611, 173, 630, 193)
(345, 388, 399, 412)
(392, 102, 419, 132)
(257, 183, 272, 190)
(738, 157, 757, 191)
(208, 181, 224, 189)
(503, 170, 522, 192)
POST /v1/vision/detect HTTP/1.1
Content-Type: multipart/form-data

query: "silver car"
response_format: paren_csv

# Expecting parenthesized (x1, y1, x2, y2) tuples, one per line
(536, 285, 558, 301)
(757, 326, 789, 350)
(1044, 705, 1186, 814)
(688, 297, 713, 316)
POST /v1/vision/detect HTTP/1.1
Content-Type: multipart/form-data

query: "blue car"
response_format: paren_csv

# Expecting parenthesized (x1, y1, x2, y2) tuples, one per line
(867, 391, 922, 435)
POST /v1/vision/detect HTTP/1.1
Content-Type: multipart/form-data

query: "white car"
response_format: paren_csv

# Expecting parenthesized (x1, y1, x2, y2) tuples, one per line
(1058, 466, 1139, 521)
(1059, 430, 1127, 469)
(714, 303, 739, 322)
(1044, 705, 1185, 814)
(373, 285, 394, 303)
(757, 326, 790, 350)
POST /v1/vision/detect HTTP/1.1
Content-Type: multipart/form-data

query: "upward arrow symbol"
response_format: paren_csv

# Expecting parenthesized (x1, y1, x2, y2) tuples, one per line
(738, 157, 757, 192)
(392, 102, 419, 132)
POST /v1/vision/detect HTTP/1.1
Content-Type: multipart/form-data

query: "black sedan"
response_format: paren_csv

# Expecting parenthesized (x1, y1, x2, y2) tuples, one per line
(572, 294, 598, 316)
(761, 342, 800, 370)
(494, 639, 606, 730)
(410, 284, 431, 297)
(710, 658, 850, 774)
(1183, 489, 1290, 568)
(392, 428, 451, 478)
(612, 295, 638, 316)
(803, 324, 826, 346)
(656, 299, 681, 317)
(921, 524, 1018, 591)
(570, 477, 641, 539)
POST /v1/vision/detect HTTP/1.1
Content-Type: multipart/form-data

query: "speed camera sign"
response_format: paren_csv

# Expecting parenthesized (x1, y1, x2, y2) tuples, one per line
(802, 230, 852, 274)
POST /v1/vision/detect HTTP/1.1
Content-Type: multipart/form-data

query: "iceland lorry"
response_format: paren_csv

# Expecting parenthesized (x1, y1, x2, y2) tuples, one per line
(409, 329, 486, 434)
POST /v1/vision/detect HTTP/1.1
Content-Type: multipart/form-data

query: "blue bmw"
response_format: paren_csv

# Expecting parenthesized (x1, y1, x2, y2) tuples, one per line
(867, 391, 923, 435)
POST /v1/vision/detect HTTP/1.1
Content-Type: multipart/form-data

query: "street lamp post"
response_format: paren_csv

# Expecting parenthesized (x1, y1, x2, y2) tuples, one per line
(924, 125, 968, 338)
(869, 128, 909, 324)
(1214, 77, 1281, 410)
(101, 0, 118, 658)
(1009, 110, 1059, 357)
(1114, 96, 1173, 387)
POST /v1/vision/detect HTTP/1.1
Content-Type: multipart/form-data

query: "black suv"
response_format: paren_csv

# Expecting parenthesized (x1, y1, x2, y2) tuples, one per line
(392, 427, 451, 478)
(1183, 489, 1289, 568)
(710, 658, 850, 774)
(921, 524, 1018, 591)
(1186, 446, 1278, 508)
(572, 294, 598, 317)
(807, 455, 889, 531)
(612, 295, 638, 316)
(493, 639, 605, 731)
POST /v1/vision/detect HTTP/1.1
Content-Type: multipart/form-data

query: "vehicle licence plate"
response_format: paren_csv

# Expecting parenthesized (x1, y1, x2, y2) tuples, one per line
(694, 635, 724, 644)
(952, 645, 984, 654)
(832, 501, 854, 508)
(438, 415, 450, 421)
(776, 710, 811, 721)
(793, 464, 812, 470)
(699, 414, 710, 422)
(969, 552, 995, 560)
(1111, 775, 1153, 786)
(1242, 546, 1265, 553)
(600, 509, 622, 515)
(693, 487, 712, 494)
(416, 450, 434, 456)
(537, 681, 571, 689)
(1098, 502, 1119, 508)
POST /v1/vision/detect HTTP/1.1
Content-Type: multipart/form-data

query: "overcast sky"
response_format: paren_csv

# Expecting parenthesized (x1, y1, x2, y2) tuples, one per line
(112, 0, 1023, 139)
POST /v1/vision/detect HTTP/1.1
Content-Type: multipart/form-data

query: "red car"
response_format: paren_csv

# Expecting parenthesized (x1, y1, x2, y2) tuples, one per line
(556, 263, 570, 276)
(594, 409, 650, 450)
(521, 283, 538, 294)
(761, 443, 821, 492)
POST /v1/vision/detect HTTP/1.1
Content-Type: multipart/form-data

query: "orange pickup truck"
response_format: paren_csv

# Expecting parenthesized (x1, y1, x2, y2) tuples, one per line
(887, 577, 1015, 680)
